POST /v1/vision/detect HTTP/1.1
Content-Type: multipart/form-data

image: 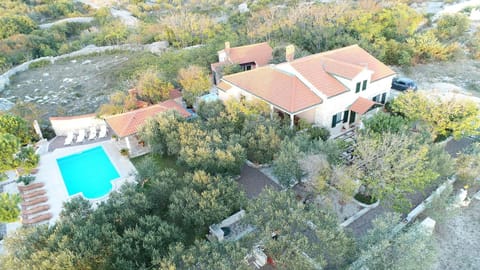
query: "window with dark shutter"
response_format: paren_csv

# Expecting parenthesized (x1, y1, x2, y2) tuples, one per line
(381, 93, 387, 104)
(355, 82, 361, 93)
(362, 80, 367, 90)
(332, 112, 343, 128)
(343, 111, 348, 123)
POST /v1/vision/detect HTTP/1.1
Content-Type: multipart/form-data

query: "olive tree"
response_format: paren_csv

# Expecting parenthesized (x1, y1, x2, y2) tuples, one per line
(272, 140, 303, 187)
(351, 132, 439, 211)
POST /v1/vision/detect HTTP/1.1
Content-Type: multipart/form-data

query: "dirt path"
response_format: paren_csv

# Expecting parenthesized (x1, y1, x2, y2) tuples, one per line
(392, 59, 480, 97)
(39, 17, 94, 29)
(433, 199, 480, 269)
(74, 0, 138, 27)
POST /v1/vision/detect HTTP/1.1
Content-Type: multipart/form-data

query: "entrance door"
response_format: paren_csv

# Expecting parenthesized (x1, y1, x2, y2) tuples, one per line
(349, 111, 356, 124)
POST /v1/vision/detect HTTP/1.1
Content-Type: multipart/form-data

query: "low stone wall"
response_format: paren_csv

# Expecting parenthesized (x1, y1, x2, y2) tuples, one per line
(0, 41, 168, 93)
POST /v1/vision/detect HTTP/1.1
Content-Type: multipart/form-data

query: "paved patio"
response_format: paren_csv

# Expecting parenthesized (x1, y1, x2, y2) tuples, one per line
(237, 164, 281, 199)
(36, 140, 137, 225)
(47, 126, 113, 152)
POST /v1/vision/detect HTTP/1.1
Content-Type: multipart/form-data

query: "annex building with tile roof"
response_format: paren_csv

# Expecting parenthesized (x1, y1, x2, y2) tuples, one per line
(211, 42, 273, 84)
(216, 44, 396, 136)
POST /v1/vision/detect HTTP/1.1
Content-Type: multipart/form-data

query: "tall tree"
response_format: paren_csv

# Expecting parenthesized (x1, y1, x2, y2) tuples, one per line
(455, 142, 480, 186)
(351, 213, 437, 270)
(0, 193, 21, 223)
(0, 113, 36, 145)
(0, 133, 20, 180)
(177, 65, 210, 106)
(391, 91, 480, 139)
(272, 140, 303, 187)
(136, 70, 173, 104)
(168, 171, 246, 237)
(246, 189, 356, 269)
(241, 117, 282, 164)
(352, 132, 439, 211)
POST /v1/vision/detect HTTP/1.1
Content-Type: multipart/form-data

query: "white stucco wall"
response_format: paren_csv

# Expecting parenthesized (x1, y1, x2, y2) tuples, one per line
(218, 85, 259, 104)
(50, 114, 106, 136)
(313, 74, 395, 135)
(218, 73, 395, 136)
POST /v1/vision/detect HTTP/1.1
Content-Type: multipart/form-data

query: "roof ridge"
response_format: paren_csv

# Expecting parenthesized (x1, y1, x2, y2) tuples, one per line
(105, 103, 163, 119)
(288, 44, 361, 64)
(281, 62, 326, 99)
(322, 56, 365, 70)
(230, 42, 269, 50)
(223, 65, 275, 80)
(120, 111, 137, 136)
(218, 42, 270, 54)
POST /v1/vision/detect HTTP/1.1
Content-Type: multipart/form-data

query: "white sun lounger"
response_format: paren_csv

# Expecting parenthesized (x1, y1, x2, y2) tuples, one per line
(98, 125, 107, 138)
(64, 131, 74, 145)
(88, 126, 97, 140)
(76, 129, 85, 143)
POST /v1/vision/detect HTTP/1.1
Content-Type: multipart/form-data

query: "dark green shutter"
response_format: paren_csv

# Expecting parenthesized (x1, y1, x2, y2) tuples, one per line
(381, 93, 387, 104)
(331, 114, 337, 128)
(343, 111, 348, 123)
(362, 80, 367, 90)
(355, 82, 361, 93)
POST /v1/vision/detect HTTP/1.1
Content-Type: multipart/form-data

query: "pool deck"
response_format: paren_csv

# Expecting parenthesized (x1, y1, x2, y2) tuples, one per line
(37, 140, 137, 225)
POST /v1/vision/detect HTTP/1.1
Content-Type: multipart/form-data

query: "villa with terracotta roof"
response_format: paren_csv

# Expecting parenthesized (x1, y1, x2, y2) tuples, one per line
(105, 100, 190, 155)
(216, 44, 396, 136)
(211, 42, 273, 84)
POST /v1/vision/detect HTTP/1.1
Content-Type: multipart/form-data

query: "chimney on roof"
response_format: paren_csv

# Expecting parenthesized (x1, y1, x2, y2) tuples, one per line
(225, 41, 230, 50)
(285, 45, 295, 62)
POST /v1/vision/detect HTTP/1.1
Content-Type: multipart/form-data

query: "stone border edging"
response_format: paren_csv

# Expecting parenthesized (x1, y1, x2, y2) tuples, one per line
(245, 160, 270, 169)
(340, 203, 378, 228)
(352, 197, 380, 208)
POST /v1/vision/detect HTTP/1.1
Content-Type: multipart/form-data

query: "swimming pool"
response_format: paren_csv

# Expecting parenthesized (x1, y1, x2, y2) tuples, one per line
(56, 146, 120, 199)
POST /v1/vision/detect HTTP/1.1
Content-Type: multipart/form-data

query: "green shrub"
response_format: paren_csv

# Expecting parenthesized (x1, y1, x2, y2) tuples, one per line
(308, 126, 330, 141)
(221, 64, 242, 75)
(0, 193, 21, 223)
(296, 118, 312, 131)
(120, 148, 129, 156)
(435, 13, 470, 41)
(273, 140, 303, 187)
(17, 175, 35, 185)
(29, 59, 51, 69)
(354, 193, 377, 205)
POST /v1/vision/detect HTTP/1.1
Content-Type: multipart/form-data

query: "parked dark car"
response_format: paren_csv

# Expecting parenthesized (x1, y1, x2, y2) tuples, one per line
(391, 77, 418, 91)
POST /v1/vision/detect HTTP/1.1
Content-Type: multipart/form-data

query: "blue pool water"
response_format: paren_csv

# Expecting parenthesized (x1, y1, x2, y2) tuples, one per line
(56, 146, 120, 199)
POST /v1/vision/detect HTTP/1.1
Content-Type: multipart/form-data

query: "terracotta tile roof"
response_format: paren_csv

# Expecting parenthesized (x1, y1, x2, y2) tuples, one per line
(289, 45, 395, 97)
(319, 44, 396, 82)
(218, 45, 394, 113)
(216, 81, 232, 92)
(222, 66, 322, 113)
(350, 97, 376, 114)
(105, 100, 190, 138)
(287, 58, 348, 97)
(169, 89, 182, 99)
(213, 42, 273, 70)
(227, 42, 273, 66)
(321, 57, 365, 79)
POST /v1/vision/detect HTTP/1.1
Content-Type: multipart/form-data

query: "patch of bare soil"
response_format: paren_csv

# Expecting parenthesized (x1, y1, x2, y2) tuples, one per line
(392, 59, 480, 97)
(433, 199, 480, 270)
(0, 52, 141, 119)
